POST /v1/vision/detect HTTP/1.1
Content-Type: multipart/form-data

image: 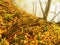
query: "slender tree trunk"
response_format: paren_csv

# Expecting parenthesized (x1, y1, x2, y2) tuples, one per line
(39, 0, 51, 20)
(33, 0, 35, 15)
(44, 0, 51, 20)
(35, 0, 37, 16)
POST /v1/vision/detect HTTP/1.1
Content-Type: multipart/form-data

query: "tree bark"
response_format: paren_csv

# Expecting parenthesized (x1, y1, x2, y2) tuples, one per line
(44, 0, 51, 20)
(39, 0, 51, 20)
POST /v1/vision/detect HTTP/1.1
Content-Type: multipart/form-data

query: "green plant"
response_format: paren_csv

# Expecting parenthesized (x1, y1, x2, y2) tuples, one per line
(3, 13, 13, 21)
(17, 34, 26, 40)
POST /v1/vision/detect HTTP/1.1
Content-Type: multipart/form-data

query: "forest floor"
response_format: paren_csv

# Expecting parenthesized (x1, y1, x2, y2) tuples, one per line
(0, 0, 60, 45)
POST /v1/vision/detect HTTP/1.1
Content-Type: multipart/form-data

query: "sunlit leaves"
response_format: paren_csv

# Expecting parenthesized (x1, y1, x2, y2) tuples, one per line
(17, 34, 26, 40)
(43, 25, 48, 32)
(12, 34, 19, 43)
(36, 34, 41, 40)
(0, 0, 60, 45)
(12, 37, 19, 43)
(14, 12, 22, 18)
(3, 13, 13, 22)
(0, 0, 2, 4)
(51, 23, 60, 34)
(0, 38, 6, 45)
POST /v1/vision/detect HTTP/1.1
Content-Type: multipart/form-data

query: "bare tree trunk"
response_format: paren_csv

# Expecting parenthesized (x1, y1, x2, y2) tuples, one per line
(39, 0, 44, 15)
(35, 0, 37, 16)
(33, 0, 35, 15)
(39, 0, 51, 20)
(44, 0, 51, 20)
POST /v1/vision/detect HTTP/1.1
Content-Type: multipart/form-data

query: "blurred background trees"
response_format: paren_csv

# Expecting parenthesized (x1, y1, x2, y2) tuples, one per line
(13, 0, 60, 22)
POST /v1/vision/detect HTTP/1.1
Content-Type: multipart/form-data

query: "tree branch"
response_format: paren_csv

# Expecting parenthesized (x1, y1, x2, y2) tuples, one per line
(44, 0, 51, 20)
(39, 0, 51, 20)
(50, 5, 60, 21)
(50, 11, 60, 21)
(39, 0, 44, 14)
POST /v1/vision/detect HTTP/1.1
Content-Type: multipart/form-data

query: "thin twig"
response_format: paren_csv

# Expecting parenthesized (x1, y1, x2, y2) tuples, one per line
(50, 5, 60, 21)
(50, 11, 60, 21)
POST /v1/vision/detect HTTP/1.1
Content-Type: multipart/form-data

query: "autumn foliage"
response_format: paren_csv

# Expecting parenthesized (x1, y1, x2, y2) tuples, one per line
(0, 0, 60, 45)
